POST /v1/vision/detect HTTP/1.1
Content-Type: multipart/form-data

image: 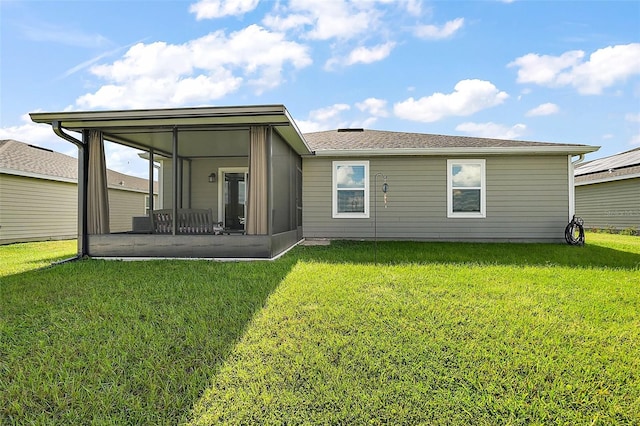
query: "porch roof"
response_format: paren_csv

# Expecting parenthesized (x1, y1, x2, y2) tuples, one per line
(30, 105, 311, 156)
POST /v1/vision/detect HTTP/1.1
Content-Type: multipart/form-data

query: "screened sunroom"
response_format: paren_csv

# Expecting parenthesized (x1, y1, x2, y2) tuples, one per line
(31, 105, 308, 259)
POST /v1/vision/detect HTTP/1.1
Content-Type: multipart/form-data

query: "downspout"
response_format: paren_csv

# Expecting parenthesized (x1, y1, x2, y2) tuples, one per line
(148, 148, 155, 226)
(172, 127, 178, 235)
(267, 126, 273, 239)
(568, 154, 586, 220)
(53, 121, 88, 259)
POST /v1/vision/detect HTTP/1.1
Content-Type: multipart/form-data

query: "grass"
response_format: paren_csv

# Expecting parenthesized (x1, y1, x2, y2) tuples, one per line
(0, 239, 76, 276)
(1, 234, 639, 424)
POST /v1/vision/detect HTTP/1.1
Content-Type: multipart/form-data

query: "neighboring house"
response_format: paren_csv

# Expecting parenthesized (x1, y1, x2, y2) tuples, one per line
(574, 147, 640, 232)
(30, 105, 598, 259)
(0, 139, 157, 245)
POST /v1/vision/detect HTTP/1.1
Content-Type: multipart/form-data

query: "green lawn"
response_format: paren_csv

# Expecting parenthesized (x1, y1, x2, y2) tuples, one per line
(1, 235, 639, 424)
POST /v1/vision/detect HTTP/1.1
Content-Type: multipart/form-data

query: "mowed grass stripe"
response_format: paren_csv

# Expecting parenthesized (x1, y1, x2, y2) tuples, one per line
(188, 262, 639, 425)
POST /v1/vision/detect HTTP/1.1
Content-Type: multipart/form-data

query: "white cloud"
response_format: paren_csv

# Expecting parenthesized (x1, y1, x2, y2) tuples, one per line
(19, 22, 111, 48)
(625, 113, 640, 123)
(262, 13, 313, 32)
(526, 102, 559, 117)
(509, 50, 584, 85)
(75, 25, 311, 109)
(0, 113, 151, 176)
(309, 103, 351, 121)
(509, 44, 640, 94)
(356, 98, 389, 117)
(336, 165, 364, 186)
(452, 164, 481, 187)
(414, 18, 464, 40)
(0, 114, 72, 154)
(189, 0, 259, 19)
(627, 113, 640, 146)
(403, 0, 423, 16)
(296, 103, 352, 133)
(394, 79, 509, 122)
(264, 0, 379, 41)
(345, 42, 396, 66)
(456, 122, 527, 139)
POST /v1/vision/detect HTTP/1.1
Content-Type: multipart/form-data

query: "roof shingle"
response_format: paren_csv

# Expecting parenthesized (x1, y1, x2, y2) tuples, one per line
(0, 139, 155, 192)
(303, 129, 593, 152)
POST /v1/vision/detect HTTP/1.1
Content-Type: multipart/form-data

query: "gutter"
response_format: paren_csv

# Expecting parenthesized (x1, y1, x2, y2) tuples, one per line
(571, 153, 585, 165)
(310, 146, 600, 157)
(52, 121, 84, 147)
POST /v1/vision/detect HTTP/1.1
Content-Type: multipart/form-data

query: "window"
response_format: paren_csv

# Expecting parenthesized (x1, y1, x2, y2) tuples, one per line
(333, 161, 369, 218)
(447, 159, 486, 218)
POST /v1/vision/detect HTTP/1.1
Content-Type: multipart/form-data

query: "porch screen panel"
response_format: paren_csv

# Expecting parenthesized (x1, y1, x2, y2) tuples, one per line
(87, 129, 110, 234)
(246, 126, 268, 235)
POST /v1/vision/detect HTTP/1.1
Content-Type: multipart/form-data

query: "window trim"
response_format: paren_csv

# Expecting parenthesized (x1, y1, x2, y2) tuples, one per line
(332, 160, 369, 219)
(447, 159, 486, 218)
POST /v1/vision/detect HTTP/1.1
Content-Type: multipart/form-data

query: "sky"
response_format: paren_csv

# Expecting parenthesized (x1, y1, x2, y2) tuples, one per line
(1, 0, 639, 178)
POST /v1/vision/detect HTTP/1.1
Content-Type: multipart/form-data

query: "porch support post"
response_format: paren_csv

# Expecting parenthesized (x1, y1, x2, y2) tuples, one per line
(53, 121, 87, 256)
(78, 130, 89, 256)
(148, 148, 154, 222)
(267, 126, 273, 236)
(172, 127, 178, 235)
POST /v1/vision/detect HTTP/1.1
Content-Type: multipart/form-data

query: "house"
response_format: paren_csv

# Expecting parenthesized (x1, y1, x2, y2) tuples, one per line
(574, 147, 640, 232)
(0, 139, 157, 245)
(29, 105, 598, 259)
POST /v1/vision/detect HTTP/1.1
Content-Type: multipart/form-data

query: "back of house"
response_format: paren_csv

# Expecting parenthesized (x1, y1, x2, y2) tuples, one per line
(302, 129, 598, 243)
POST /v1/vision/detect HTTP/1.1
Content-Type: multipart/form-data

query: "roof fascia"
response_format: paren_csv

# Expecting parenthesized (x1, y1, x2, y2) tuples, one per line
(575, 173, 640, 186)
(0, 168, 76, 183)
(29, 104, 289, 124)
(309, 145, 600, 157)
(30, 104, 312, 155)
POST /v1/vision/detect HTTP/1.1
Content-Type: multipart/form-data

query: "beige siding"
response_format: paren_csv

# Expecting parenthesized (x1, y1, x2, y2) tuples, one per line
(0, 174, 77, 244)
(303, 155, 571, 242)
(108, 188, 148, 233)
(575, 178, 640, 230)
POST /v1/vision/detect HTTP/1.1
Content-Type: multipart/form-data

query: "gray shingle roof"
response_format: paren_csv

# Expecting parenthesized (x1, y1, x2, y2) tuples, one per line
(575, 147, 640, 176)
(574, 147, 640, 184)
(0, 139, 155, 192)
(303, 129, 593, 152)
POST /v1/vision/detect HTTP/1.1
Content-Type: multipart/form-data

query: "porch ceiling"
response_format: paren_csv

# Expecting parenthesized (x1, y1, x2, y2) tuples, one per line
(30, 105, 311, 157)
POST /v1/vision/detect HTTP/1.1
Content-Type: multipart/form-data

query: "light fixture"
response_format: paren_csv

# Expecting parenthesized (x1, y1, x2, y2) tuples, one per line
(208, 172, 216, 183)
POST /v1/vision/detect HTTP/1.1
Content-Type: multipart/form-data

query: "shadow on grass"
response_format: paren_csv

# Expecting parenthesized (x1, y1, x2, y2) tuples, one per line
(293, 240, 640, 270)
(0, 256, 298, 425)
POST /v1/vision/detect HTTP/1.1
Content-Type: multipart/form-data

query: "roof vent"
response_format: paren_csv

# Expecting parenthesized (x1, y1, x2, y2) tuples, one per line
(337, 128, 364, 132)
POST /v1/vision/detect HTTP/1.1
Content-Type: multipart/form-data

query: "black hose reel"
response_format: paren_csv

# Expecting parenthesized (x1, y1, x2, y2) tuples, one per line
(565, 215, 585, 246)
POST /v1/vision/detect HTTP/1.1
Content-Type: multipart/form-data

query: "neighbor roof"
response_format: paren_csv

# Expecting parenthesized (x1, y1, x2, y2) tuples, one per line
(0, 139, 156, 193)
(574, 147, 640, 185)
(303, 129, 599, 156)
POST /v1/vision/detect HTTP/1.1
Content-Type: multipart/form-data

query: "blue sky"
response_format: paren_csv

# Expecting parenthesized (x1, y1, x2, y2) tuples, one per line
(1, 0, 639, 177)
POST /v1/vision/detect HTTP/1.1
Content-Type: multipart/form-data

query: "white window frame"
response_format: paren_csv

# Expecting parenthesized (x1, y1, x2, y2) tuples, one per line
(447, 159, 486, 218)
(332, 160, 369, 218)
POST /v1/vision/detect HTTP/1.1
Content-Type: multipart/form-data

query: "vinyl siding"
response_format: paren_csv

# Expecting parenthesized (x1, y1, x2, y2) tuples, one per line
(0, 174, 77, 244)
(0, 174, 153, 243)
(107, 188, 149, 233)
(575, 177, 640, 230)
(303, 155, 570, 242)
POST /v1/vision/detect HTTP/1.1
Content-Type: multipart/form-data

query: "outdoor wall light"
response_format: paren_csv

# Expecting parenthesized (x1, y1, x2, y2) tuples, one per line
(208, 172, 217, 183)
